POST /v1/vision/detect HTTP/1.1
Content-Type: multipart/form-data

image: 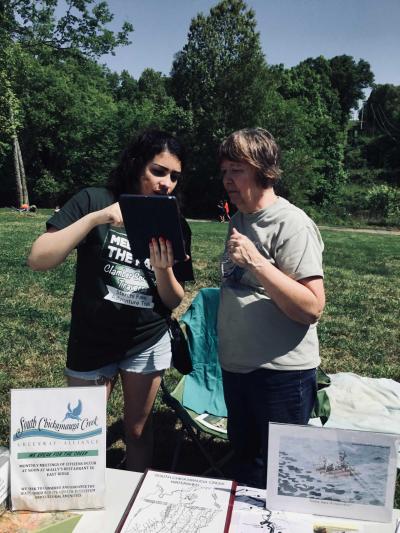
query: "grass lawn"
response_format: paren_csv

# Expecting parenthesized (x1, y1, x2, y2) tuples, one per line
(0, 208, 399, 498)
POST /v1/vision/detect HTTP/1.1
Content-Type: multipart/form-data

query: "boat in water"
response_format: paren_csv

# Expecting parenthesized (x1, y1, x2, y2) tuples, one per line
(316, 451, 357, 477)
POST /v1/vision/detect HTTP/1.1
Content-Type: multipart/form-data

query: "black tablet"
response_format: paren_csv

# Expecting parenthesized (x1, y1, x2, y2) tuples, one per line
(119, 194, 186, 261)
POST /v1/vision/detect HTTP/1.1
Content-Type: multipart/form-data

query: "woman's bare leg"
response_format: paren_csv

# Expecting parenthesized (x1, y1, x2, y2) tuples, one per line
(120, 370, 163, 472)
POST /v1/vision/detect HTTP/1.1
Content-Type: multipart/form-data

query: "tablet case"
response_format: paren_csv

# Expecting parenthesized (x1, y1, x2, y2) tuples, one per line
(119, 194, 186, 261)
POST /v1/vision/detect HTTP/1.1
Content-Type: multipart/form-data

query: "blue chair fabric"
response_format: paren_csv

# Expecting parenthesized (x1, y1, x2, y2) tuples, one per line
(181, 287, 227, 417)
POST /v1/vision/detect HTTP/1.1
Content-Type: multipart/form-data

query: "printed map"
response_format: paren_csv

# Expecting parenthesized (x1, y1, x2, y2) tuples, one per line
(119, 470, 234, 533)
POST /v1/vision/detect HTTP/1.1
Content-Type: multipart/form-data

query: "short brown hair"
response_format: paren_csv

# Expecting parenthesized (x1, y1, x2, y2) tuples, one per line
(218, 128, 281, 188)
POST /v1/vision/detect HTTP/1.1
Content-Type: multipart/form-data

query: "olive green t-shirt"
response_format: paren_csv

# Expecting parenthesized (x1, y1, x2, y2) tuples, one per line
(218, 197, 324, 373)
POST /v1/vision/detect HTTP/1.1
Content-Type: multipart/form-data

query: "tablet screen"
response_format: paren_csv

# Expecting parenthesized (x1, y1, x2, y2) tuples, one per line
(119, 194, 186, 261)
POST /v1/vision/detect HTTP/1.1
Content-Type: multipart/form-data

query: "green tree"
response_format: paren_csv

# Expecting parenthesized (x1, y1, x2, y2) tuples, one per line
(328, 55, 374, 124)
(360, 84, 400, 185)
(0, 44, 29, 206)
(105, 67, 193, 152)
(0, 52, 194, 207)
(1, 0, 132, 57)
(0, 52, 122, 206)
(0, 0, 133, 206)
(258, 87, 322, 207)
(276, 57, 348, 206)
(107, 69, 138, 102)
(138, 69, 169, 103)
(170, 0, 273, 214)
(276, 58, 338, 119)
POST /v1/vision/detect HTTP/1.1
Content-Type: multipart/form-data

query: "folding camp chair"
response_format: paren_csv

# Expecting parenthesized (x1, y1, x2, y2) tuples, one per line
(161, 287, 331, 476)
(161, 287, 232, 477)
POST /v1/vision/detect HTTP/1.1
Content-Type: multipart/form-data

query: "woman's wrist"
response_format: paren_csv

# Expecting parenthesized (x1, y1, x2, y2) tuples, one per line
(87, 210, 108, 227)
(247, 253, 270, 274)
(154, 267, 184, 309)
(153, 265, 174, 277)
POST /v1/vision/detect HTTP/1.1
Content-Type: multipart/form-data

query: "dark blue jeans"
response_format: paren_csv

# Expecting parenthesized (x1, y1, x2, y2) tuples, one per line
(222, 367, 317, 488)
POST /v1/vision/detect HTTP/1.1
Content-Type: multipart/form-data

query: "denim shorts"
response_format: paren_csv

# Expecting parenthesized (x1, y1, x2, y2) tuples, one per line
(65, 331, 172, 381)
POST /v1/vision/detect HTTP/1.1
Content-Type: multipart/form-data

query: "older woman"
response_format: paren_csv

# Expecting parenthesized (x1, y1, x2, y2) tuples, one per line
(218, 128, 325, 488)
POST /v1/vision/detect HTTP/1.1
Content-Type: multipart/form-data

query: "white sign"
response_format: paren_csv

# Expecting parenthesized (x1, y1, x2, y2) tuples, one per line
(266, 423, 397, 523)
(10, 387, 106, 511)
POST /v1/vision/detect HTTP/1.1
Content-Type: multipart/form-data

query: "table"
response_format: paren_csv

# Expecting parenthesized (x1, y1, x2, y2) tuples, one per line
(74, 469, 141, 533)
(75, 468, 399, 532)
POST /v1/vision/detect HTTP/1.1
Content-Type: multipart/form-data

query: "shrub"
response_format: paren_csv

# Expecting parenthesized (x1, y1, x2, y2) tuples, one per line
(365, 184, 400, 225)
(33, 170, 62, 206)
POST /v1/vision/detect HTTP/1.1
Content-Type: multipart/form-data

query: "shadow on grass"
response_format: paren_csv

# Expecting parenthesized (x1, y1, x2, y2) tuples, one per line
(105, 411, 232, 479)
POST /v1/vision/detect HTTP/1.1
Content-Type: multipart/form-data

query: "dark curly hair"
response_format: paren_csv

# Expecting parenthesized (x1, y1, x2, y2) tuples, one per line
(107, 130, 186, 197)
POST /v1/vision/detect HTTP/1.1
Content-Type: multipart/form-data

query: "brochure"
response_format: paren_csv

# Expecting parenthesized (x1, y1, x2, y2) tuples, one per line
(116, 469, 237, 532)
(266, 423, 397, 523)
(10, 387, 106, 511)
(195, 413, 227, 434)
(0, 509, 82, 533)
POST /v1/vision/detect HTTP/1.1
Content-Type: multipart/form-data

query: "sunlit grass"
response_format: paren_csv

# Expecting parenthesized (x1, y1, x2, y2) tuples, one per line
(1, 208, 399, 500)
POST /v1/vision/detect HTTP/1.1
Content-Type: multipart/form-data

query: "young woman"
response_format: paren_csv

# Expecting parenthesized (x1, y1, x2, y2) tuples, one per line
(28, 130, 194, 472)
(218, 128, 325, 488)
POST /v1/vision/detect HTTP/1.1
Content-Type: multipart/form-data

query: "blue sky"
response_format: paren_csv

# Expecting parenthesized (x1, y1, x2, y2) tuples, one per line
(98, 0, 400, 88)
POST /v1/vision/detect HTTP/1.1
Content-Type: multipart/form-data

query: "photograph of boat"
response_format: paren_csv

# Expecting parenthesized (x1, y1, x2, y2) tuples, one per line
(267, 424, 397, 522)
(277, 437, 390, 506)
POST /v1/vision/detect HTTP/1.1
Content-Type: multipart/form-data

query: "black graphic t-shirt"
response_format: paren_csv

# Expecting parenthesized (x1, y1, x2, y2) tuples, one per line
(47, 187, 194, 371)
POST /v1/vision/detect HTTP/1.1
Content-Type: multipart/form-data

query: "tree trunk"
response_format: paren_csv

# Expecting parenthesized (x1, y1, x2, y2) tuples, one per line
(16, 135, 29, 204)
(10, 106, 29, 206)
(13, 134, 24, 207)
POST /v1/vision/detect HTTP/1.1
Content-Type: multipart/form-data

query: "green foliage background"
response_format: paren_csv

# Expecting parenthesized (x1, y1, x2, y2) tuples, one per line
(0, 0, 399, 225)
